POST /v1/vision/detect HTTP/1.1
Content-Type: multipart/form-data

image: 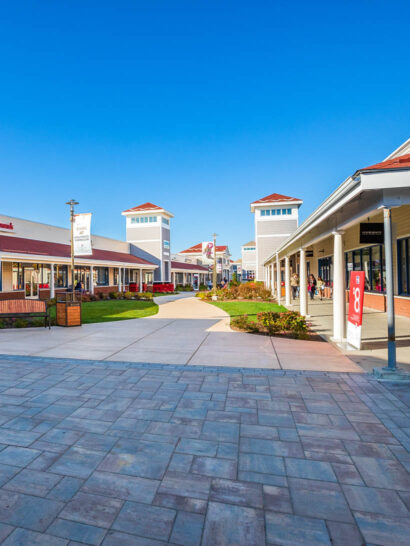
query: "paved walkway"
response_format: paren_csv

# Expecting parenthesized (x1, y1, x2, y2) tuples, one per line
(287, 299, 410, 372)
(0, 296, 362, 373)
(0, 356, 408, 545)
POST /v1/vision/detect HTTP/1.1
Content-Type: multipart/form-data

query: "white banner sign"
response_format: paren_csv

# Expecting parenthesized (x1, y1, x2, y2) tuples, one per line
(73, 213, 92, 256)
(201, 241, 215, 264)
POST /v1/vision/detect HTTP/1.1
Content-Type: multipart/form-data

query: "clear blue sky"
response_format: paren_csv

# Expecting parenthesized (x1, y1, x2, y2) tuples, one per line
(1, 1, 409, 258)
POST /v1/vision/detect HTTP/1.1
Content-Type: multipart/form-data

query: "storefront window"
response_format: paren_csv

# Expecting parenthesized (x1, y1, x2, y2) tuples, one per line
(12, 263, 23, 290)
(362, 247, 371, 291)
(94, 267, 109, 286)
(55, 265, 68, 288)
(318, 257, 332, 286)
(144, 272, 153, 284)
(398, 237, 410, 295)
(345, 246, 385, 292)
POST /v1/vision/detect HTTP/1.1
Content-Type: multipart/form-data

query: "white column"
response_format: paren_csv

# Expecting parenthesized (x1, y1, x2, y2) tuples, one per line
(89, 265, 94, 295)
(139, 269, 143, 291)
(50, 263, 55, 298)
(332, 231, 345, 342)
(300, 248, 308, 316)
(276, 254, 281, 305)
(118, 267, 122, 292)
(285, 256, 291, 307)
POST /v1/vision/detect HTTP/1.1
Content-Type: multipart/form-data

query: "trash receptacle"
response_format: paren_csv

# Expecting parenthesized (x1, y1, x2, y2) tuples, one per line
(56, 293, 82, 327)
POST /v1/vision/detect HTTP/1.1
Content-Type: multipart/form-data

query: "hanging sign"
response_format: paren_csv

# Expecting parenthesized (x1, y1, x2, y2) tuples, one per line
(347, 271, 365, 349)
(73, 213, 92, 256)
(360, 223, 384, 244)
(201, 241, 215, 264)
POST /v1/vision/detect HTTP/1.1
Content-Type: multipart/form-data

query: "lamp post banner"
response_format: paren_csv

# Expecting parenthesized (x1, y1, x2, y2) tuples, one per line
(73, 213, 92, 256)
(347, 271, 365, 349)
(201, 241, 215, 264)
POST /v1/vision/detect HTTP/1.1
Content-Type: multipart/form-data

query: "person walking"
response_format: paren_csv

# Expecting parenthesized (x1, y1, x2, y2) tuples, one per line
(317, 276, 325, 301)
(207, 278, 212, 291)
(290, 273, 299, 300)
(308, 274, 317, 301)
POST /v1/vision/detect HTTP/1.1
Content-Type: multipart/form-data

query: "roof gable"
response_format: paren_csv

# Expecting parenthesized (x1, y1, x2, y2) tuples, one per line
(361, 153, 410, 173)
(251, 193, 301, 205)
(179, 243, 228, 254)
(122, 202, 163, 213)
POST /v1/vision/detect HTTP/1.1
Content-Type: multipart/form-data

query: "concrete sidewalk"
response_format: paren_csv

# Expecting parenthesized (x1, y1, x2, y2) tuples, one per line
(286, 298, 410, 372)
(0, 296, 362, 372)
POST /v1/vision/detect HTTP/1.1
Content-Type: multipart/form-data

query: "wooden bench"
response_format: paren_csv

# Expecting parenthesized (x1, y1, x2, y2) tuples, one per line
(0, 299, 51, 328)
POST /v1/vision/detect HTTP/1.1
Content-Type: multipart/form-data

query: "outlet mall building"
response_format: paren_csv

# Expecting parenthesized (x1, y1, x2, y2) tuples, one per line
(0, 202, 210, 300)
(263, 139, 410, 343)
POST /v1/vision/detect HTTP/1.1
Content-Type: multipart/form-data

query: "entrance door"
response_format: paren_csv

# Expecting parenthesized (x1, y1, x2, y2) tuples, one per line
(24, 268, 39, 299)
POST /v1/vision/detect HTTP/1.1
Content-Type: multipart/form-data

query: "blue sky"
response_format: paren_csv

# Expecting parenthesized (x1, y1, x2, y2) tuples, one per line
(1, 1, 409, 258)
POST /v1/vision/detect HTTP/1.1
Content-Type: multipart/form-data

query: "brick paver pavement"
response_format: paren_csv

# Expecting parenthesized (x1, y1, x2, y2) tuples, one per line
(0, 355, 408, 545)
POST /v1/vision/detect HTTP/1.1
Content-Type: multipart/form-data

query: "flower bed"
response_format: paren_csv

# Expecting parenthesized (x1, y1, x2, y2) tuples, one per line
(198, 282, 272, 302)
(231, 310, 309, 339)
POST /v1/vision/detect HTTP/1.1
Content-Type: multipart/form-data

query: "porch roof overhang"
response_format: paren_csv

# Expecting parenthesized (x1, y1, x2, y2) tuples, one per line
(0, 251, 158, 269)
(264, 168, 410, 265)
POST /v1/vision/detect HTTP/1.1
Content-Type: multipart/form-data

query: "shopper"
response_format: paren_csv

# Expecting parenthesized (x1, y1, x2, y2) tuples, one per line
(290, 273, 299, 300)
(308, 274, 317, 300)
(207, 279, 213, 291)
(317, 276, 325, 301)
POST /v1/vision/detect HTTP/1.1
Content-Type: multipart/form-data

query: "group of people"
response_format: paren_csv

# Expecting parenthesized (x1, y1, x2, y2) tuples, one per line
(290, 273, 326, 301)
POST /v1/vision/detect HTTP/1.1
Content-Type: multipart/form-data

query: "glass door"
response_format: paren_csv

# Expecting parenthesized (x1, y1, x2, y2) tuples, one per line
(24, 267, 39, 299)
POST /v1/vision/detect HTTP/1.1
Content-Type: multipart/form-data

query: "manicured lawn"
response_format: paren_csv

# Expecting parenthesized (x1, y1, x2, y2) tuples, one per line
(210, 300, 287, 319)
(50, 299, 158, 324)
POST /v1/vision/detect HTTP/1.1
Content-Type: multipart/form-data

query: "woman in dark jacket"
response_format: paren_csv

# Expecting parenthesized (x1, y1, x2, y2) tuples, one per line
(308, 274, 317, 300)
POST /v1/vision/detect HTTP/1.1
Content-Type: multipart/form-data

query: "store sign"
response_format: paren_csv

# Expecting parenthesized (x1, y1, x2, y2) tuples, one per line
(347, 271, 365, 349)
(73, 213, 92, 256)
(360, 223, 384, 244)
(0, 221, 14, 232)
(201, 241, 215, 264)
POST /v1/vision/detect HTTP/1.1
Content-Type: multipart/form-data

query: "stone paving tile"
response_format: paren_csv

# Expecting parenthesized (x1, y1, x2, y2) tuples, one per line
(47, 518, 107, 545)
(0, 489, 63, 532)
(343, 484, 409, 516)
(112, 501, 176, 541)
(354, 510, 410, 546)
(4, 468, 62, 496)
(191, 456, 237, 479)
(2, 527, 68, 545)
(265, 512, 331, 545)
(170, 511, 204, 546)
(209, 477, 263, 508)
(82, 471, 160, 503)
(0, 357, 409, 545)
(49, 446, 105, 479)
(202, 501, 265, 546)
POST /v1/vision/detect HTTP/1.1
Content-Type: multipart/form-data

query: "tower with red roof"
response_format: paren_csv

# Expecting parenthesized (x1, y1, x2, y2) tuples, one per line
(122, 203, 173, 282)
(250, 193, 303, 281)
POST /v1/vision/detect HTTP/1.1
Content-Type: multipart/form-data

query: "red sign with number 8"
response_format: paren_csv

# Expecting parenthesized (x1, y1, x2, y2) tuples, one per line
(348, 271, 365, 327)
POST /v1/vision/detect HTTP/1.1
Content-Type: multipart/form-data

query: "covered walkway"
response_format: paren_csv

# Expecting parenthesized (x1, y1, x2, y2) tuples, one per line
(287, 297, 410, 372)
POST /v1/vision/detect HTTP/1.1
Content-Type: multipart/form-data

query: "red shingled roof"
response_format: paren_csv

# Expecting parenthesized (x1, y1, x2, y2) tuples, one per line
(251, 193, 301, 205)
(179, 243, 228, 254)
(0, 235, 155, 266)
(171, 261, 209, 271)
(123, 202, 163, 213)
(361, 153, 410, 172)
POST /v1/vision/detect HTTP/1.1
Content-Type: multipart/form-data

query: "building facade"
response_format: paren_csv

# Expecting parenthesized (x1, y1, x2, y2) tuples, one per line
(176, 243, 232, 283)
(263, 139, 410, 339)
(251, 193, 302, 281)
(241, 241, 256, 281)
(122, 202, 173, 282)
(0, 214, 157, 300)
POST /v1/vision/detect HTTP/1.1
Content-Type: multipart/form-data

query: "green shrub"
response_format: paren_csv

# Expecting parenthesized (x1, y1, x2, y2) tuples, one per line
(110, 291, 120, 299)
(257, 311, 282, 335)
(14, 318, 28, 328)
(124, 291, 133, 300)
(89, 294, 98, 301)
(47, 298, 57, 307)
(231, 314, 251, 330)
(0, 319, 5, 329)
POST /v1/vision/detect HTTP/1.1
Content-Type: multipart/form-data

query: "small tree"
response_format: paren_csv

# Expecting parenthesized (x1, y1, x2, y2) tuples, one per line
(230, 272, 240, 287)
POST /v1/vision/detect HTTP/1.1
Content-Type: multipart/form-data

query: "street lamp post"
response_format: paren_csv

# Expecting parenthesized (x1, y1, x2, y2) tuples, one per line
(66, 199, 79, 297)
